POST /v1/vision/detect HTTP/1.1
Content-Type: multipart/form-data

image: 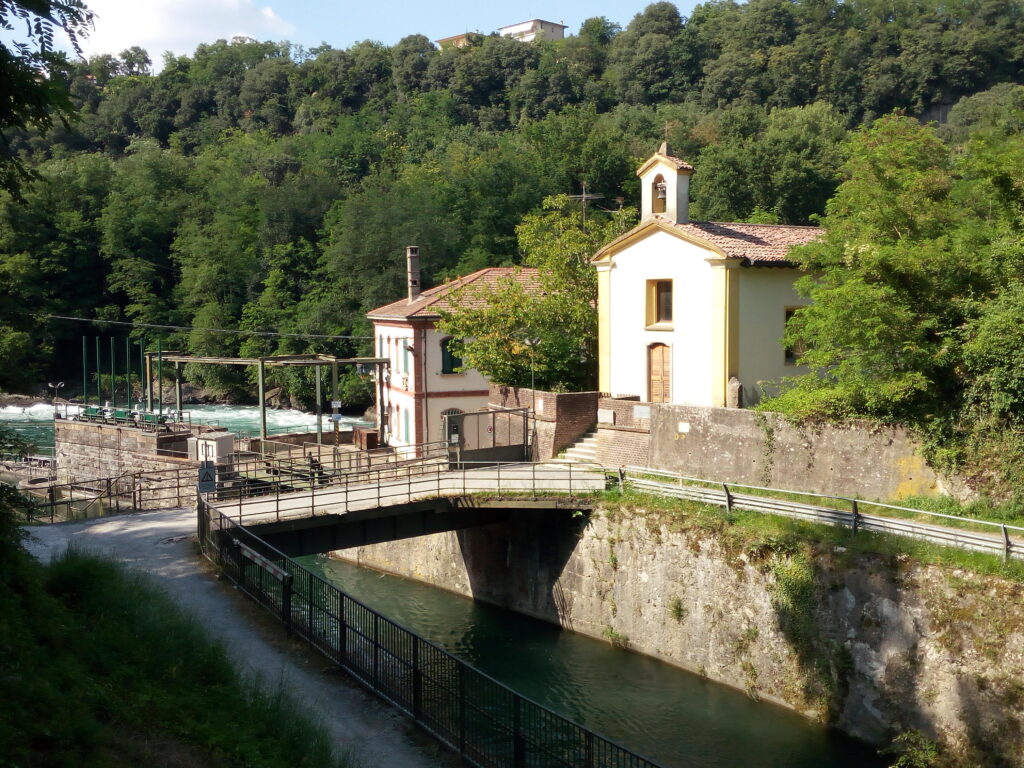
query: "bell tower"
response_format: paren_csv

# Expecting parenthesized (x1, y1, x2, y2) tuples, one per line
(637, 142, 694, 225)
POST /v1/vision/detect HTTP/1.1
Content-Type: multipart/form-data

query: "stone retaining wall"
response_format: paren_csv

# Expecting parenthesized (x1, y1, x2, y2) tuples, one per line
(54, 420, 200, 506)
(335, 506, 1024, 766)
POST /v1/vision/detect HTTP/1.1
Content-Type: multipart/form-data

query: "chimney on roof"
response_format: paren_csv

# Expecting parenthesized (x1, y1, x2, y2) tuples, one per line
(406, 246, 421, 304)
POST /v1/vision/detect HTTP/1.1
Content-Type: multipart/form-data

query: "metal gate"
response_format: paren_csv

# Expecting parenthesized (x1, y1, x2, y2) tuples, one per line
(443, 408, 529, 464)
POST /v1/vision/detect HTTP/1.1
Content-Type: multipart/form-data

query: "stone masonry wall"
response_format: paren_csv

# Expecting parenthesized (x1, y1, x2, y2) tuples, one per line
(55, 420, 200, 507)
(649, 405, 947, 500)
(335, 508, 1024, 766)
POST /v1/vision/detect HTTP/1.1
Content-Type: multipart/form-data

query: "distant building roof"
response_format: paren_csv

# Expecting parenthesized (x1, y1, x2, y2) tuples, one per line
(367, 267, 542, 321)
(497, 19, 568, 32)
(435, 32, 473, 45)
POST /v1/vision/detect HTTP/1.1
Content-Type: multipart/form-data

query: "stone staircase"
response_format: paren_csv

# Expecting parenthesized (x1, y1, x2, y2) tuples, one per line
(551, 430, 598, 464)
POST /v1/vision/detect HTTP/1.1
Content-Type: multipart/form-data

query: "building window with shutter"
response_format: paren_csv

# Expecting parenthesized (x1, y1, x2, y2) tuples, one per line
(645, 280, 673, 328)
(440, 337, 463, 374)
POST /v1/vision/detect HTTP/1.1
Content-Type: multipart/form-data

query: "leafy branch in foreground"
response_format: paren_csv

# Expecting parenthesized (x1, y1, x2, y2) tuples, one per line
(0, 0, 95, 198)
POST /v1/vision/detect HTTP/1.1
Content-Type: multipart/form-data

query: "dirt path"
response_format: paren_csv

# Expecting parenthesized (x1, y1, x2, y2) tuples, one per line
(24, 509, 445, 768)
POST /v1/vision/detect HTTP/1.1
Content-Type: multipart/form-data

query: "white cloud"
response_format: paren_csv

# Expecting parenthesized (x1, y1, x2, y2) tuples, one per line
(68, 0, 296, 61)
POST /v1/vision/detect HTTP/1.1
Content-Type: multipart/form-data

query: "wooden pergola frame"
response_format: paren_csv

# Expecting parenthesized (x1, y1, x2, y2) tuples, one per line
(142, 352, 389, 440)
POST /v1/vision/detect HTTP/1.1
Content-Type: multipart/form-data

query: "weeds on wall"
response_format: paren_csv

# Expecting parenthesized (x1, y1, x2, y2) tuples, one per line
(752, 411, 777, 487)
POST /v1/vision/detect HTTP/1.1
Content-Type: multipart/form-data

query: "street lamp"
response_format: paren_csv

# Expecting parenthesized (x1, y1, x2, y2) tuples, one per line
(47, 381, 64, 404)
(523, 338, 540, 453)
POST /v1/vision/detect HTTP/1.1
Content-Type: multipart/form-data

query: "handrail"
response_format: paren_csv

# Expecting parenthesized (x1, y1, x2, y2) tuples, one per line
(622, 466, 1024, 537)
(621, 467, 1024, 562)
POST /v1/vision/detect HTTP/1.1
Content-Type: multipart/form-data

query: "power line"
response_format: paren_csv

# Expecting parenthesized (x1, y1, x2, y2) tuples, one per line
(42, 315, 373, 341)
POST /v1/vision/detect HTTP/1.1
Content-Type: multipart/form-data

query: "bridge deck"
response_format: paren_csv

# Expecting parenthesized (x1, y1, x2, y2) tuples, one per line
(209, 462, 606, 526)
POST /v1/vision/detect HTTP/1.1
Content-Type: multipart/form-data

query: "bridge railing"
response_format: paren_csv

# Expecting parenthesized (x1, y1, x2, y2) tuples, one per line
(621, 467, 1024, 563)
(210, 459, 608, 525)
(197, 500, 663, 768)
(230, 440, 450, 483)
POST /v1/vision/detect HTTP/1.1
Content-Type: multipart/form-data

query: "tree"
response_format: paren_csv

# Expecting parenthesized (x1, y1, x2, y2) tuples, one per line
(765, 115, 973, 421)
(0, 0, 94, 197)
(437, 195, 635, 391)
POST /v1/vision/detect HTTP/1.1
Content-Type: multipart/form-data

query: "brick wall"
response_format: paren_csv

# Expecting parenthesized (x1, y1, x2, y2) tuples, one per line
(597, 428, 650, 468)
(595, 396, 652, 467)
(488, 385, 599, 460)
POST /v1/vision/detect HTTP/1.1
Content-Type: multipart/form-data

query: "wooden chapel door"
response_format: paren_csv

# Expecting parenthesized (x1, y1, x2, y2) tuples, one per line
(648, 343, 671, 403)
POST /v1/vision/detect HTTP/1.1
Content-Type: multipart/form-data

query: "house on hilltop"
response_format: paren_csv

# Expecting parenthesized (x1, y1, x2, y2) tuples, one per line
(366, 248, 540, 450)
(497, 20, 567, 43)
(436, 19, 566, 48)
(594, 143, 821, 408)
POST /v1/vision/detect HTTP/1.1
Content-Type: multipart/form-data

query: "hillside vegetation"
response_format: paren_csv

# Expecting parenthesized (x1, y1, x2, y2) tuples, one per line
(2, 0, 1023, 405)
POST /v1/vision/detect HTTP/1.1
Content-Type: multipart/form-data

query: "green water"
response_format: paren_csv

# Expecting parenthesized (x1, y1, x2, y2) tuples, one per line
(304, 556, 886, 768)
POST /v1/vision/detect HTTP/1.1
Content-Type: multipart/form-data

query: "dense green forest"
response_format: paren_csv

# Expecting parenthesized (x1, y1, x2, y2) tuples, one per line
(2, 0, 1024, 404)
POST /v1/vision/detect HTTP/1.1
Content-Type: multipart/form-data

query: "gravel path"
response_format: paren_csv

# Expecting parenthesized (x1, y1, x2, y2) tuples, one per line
(23, 508, 444, 768)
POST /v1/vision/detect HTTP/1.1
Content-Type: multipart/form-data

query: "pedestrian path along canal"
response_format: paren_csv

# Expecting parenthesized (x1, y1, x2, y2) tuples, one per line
(304, 556, 885, 768)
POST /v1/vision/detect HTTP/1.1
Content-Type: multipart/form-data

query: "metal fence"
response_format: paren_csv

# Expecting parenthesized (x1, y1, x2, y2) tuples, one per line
(209, 459, 607, 525)
(623, 467, 1024, 562)
(15, 465, 200, 523)
(198, 502, 662, 768)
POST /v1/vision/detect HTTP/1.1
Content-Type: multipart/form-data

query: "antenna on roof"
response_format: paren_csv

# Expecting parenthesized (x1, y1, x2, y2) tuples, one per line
(569, 181, 605, 232)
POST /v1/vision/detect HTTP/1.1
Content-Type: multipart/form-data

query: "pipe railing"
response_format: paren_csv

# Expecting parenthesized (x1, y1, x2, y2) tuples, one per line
(14, 441, 1024, 564)
(621, 467, 1024, 563)
(208, 460, 606, 526)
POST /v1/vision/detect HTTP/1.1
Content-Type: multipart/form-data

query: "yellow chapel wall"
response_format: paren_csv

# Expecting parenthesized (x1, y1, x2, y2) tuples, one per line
(735, 267, 810, 405)
(603, 230, 716, 406)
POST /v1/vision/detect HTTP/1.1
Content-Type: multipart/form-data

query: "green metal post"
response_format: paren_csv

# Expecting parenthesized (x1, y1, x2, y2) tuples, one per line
(157, 338, 163, 417)
(109, 337, 115, 407)
(139, 339, 145, 409)
(316, 366, 322, 444)
(175, 361, 182, 415)
(125, 337, 130, 409)
(95, 337, 101, 402)
(258, 359, 267, 439)
(331, 361, 339, 445)
(145, 350, 152, 412)
(82, 336, 88, 405)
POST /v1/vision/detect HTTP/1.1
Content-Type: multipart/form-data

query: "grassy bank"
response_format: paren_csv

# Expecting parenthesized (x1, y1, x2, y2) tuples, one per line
(0, 487, 353, 768)
(600, 486, 1024, 585)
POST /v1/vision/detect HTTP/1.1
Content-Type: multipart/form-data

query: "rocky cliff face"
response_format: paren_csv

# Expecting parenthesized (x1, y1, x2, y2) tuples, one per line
(334, 505, 1024, 766)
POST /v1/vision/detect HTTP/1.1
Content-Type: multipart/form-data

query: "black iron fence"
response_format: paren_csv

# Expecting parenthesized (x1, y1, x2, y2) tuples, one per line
(198, 501, 662, 768)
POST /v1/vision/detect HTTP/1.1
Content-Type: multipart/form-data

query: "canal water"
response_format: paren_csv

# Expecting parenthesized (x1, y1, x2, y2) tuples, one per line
(304, 556, 886, 768)
(0, 403, 367, 452)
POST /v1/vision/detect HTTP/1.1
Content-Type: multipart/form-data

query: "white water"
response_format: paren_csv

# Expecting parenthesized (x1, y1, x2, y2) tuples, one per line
(0, 402, 368, 451)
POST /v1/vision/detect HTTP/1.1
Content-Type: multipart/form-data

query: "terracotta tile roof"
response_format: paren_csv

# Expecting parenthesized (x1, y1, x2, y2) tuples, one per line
(367, 267, 542, 320)
(659, 153, 694, 172)
(659, 217, 822, 265)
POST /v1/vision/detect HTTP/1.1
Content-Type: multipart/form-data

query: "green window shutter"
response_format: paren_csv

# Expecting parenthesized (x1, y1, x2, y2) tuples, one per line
(441, 338, 463, 374)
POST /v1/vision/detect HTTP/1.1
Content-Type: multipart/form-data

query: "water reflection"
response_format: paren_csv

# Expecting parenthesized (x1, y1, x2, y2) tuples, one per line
(305, 556, 885, 768)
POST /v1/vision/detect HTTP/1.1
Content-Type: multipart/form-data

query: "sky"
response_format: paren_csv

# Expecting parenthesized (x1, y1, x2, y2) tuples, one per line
(52, 0, 699, 64)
